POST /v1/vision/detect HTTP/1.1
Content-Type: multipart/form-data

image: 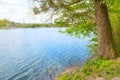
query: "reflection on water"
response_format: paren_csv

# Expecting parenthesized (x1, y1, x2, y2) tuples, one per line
(0, 28, 90, 80)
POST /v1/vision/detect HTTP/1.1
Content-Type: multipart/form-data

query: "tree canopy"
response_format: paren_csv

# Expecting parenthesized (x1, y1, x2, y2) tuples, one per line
(32, 0, 119, 37)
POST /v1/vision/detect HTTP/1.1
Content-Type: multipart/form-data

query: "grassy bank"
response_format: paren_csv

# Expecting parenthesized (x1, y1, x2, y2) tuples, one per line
(56, 57, 120, 80)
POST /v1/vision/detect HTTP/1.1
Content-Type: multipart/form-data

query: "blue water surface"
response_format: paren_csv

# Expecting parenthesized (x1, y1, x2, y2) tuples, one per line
(0, 28, 90, 80)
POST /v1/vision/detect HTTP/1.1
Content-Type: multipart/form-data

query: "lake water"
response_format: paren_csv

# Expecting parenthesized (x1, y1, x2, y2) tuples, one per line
(0, 28, 90, 80)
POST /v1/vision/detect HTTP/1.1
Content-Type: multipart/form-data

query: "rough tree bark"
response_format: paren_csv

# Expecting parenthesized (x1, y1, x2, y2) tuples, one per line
(94, 0, 117, 59)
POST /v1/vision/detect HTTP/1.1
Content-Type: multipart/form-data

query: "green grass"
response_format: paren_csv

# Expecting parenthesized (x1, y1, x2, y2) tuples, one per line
(56, 56, 120, 80)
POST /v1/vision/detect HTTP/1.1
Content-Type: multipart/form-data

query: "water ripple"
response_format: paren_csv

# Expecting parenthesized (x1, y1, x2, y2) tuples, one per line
(0, 28, 90, 80)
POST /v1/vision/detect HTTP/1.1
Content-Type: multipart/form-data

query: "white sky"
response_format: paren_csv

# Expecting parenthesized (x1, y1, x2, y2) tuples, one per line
(0, 0, 52, 23)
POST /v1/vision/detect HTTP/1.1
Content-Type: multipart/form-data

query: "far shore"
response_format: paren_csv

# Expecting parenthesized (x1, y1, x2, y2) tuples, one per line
(0, 26, 67, 30)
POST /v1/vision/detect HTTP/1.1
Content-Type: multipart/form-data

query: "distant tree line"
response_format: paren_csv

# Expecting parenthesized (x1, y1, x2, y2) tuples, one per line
(0, 19, 62, 28)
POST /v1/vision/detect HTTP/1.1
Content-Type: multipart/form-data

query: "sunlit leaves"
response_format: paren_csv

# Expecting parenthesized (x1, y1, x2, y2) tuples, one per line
(65, 21, 95, 38)
(54, 18, 69, 27)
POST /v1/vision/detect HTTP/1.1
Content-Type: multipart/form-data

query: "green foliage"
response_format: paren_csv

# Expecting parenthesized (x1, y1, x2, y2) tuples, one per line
(108, 0, 120, 56)
(57, 57, 120, 80)
(106, 0, 120, 9)
(82, 57, 112, 75)
(0, 19, 9, 27)
(58, 74, 71, 80)
(102, 0, 115, 7)
(22, 23, 50, 28)
(87, 37, 98, 53)
(65, 21, 95, 38)
(54, 18, 69, 27)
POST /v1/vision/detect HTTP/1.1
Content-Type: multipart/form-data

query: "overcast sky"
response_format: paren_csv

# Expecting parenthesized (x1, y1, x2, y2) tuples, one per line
(0, 0, 52, 23)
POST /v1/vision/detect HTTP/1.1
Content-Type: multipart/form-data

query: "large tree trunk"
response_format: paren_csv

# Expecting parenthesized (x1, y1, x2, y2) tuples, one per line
(94, 0, 117, 59)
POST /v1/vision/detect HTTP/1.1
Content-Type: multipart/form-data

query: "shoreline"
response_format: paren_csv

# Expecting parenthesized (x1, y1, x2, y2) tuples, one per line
(0, 26, 67, 30)
(55, 57, 120, 80)
(55, 66, 79, 80)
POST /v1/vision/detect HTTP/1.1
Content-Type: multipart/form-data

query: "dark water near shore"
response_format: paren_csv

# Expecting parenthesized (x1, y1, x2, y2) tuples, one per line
(0, 28, 90, 80)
